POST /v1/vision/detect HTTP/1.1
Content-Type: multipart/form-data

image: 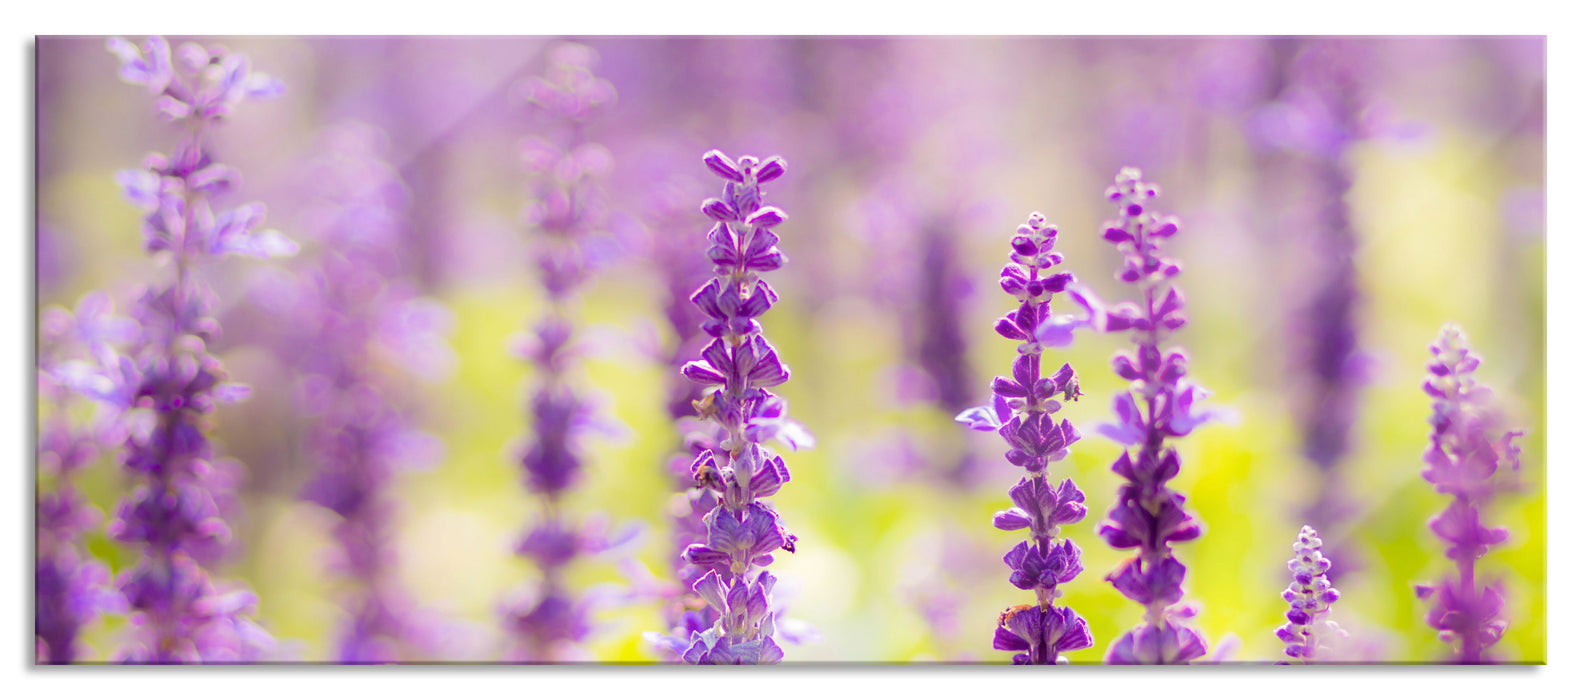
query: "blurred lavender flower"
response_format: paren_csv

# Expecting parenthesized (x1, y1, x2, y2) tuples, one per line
(1275, 526, 1346, 664)
(956, 212, 1093, 664)
(36, 294, 136, 663)
(667, 149, 808, 665)
(503, 43, 627, 662)
(1251, 39, 1374, 580)
(274, 123, 453, 663)
(628, 166, 728, 660)
(1414, 325, 1522, 664)
(1047, 168, 1213, 664)
(859, 181, 987, 486)
(105, 36, 293, 663)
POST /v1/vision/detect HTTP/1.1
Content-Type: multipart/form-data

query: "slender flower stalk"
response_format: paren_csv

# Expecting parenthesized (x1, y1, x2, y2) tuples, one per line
(105, 36, 294, 663)
(956, 212, 1094, 665)
(914, 218, 978, 422)
(502, 44, 623, 662)
(1050, 168, 1214, 665)
(1251, 39, 1370, 580)
(1414, 325, 1522, 664)
(674, 149, 809, 664)
(36, 294, 135, 662)
(284, 124, 452, 662)
(1275, 526, 1346, 663)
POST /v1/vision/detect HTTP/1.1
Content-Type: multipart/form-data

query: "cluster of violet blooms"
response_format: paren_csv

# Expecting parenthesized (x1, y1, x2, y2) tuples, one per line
(952, 168, 1529, 665)
(501, 44, 630, 662)
(660, 150, 810, 664)
(1275, 525, 1346, 663)
(957, 212, 1093, 664)
(1414, 325, 1522, 663)
(37, 38, 1534, 666)
(101, 36, 295, 662)
(1079, 169, 1217, 664)
(960, 169, 1218, 664)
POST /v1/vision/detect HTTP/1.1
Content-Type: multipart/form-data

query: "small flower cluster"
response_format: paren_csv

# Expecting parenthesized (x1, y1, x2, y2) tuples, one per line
(105, 36, 294, 663)
(503, 44, 623, 662)
(1068, 168, 1213, 664)
(673, 150, 809, 664)
(1275, 526, 1345, 663)
(280, 124, 452, 662)
(957, 212, 1093, 664)
(1414, 325, 1522, 663)
(36, 294, 135, 663)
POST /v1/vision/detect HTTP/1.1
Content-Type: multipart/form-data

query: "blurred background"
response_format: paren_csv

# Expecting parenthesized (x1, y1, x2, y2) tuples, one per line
(34, 35, 1544, 663)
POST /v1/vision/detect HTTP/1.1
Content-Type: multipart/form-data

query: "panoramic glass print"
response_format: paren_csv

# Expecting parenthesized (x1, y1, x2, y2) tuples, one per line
(34, 35, 1544, 664)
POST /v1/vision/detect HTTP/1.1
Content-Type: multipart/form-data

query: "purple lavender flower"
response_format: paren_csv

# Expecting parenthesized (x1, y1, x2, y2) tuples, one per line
(503, 44, 624, 662)
(1275, 526, 1346, 664)
(276, 123, 452, 663)
(1251, 39, 1372, 581)
(956, 212, 1093, 665)
(105, 36, 292, 663)
(627, 167, 731, 659)
(669, 149, 808, 665)
(36, 294, 136, 663)
(1047, 168, 1212, 665)
(1414, 325, 1522, 664)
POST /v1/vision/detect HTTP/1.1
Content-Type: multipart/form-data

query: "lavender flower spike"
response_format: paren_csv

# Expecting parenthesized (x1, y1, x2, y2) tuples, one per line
(105, 36, 292, 663)
(1414, 325, 1522, 663)
(956, 212, 1094, 664)
(1275, 526, 1345, 664)
(282, 124, 453, 662)
(502, 44, 624, 662)
(675, 150, 808, 665)
(1053, 168, 1212, 664)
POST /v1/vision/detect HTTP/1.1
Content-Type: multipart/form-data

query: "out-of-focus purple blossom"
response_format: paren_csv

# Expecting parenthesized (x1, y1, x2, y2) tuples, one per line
(107, 36, 283, 122)
(503, 44, 629, 662)
(956, 212, 1092, 664)
(1250, 38, 1378, 582)
(663, 150, 808, 665)
(105, 36, 292, 663)
(1414, 325, 1522, 664)
(268, 122, 453, 663)
(36, 293, 136, 663)
(854, 181, 981, 423)
(1061, 168, 1213, 664)
(1275, 526, 1346, 663)
(631, 164, 733, 659)
(1247, 41, 1405, 160)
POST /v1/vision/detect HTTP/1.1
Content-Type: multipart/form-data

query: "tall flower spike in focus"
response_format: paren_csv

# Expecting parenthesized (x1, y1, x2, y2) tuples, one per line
(502, 43, 626, 662)
(956, 212, 1094, 664)
(1044, 168, 1213, 664)
(105, 36, 294, 663)
(1414, 325, 1522, 663)
(674, 150, 809, 665)
(1275, 526, 1346, 663)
